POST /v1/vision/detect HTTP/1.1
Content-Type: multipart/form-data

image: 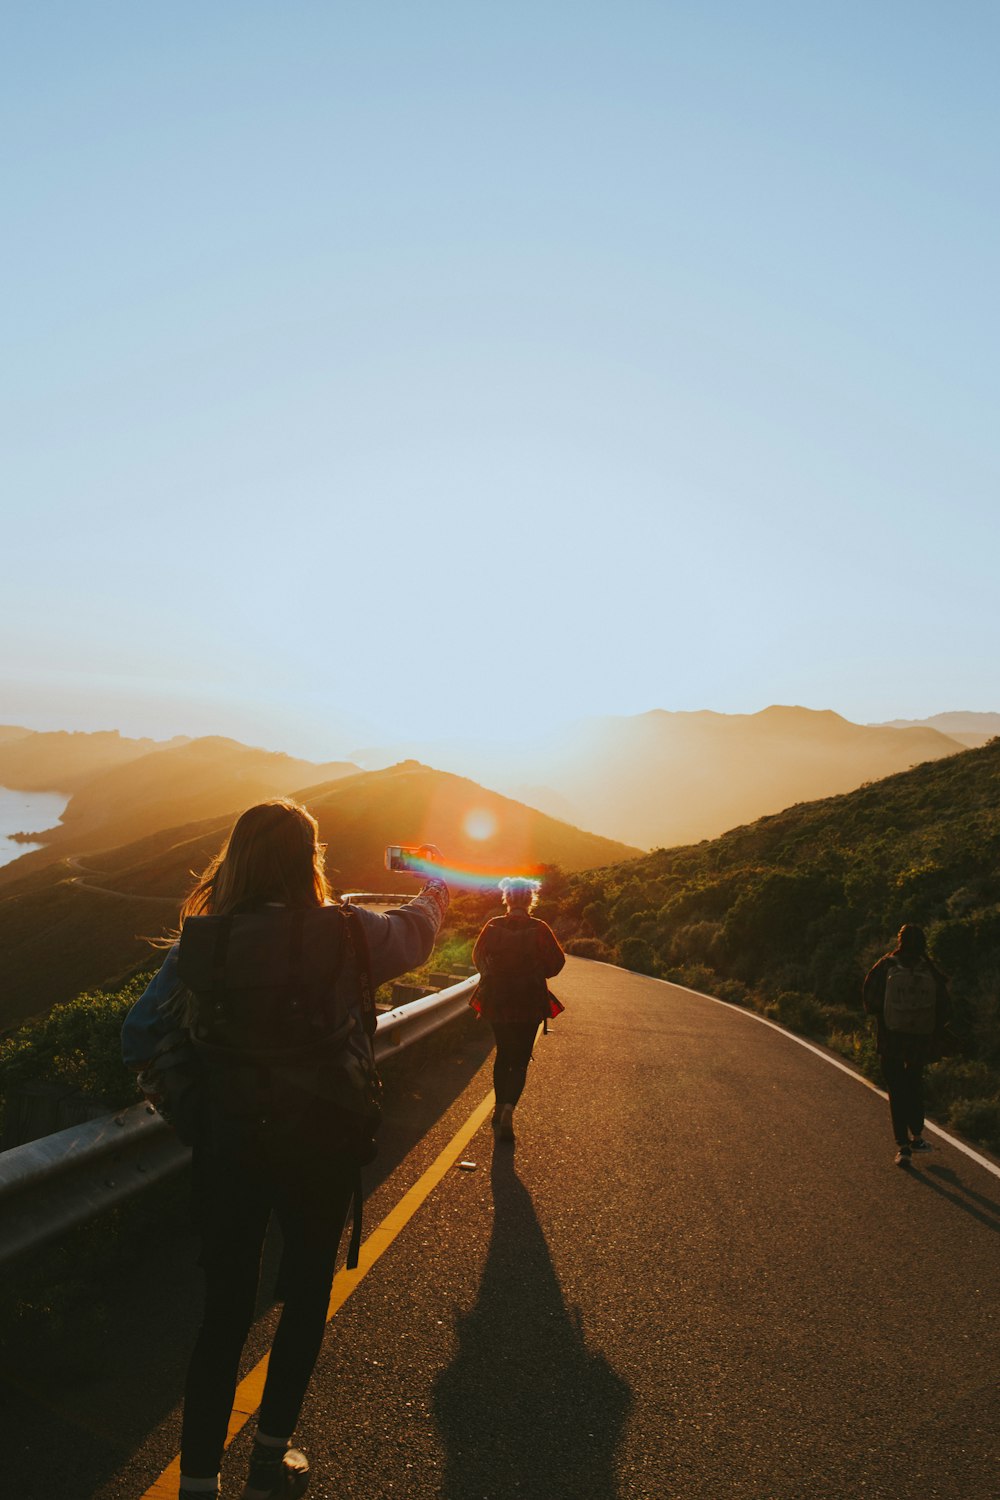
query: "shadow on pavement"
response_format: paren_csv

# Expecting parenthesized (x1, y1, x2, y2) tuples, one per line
(432, 1149, 633, 1500)
(912, 1160, 1000, 1234)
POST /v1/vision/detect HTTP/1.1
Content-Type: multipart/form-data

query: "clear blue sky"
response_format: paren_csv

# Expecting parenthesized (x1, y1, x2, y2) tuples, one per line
(4, 3, 998, 756)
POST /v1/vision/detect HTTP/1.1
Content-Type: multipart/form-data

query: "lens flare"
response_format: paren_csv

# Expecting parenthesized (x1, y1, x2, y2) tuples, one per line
(463, 808, 497, 841)
(383, 855, 542, 893)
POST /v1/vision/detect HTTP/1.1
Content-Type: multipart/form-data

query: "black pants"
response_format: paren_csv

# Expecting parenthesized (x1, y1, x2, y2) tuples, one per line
(491, 1021, 540, 1112)
(181, 1150, 353, 1479)
(881, 1055, 925, 1146)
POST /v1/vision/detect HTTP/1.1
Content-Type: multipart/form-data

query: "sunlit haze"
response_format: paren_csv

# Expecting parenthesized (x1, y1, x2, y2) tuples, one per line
(4, 5, 998, 759)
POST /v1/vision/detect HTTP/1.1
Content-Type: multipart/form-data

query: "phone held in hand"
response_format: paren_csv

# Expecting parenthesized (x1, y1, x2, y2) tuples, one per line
(385, 844, 434, 876)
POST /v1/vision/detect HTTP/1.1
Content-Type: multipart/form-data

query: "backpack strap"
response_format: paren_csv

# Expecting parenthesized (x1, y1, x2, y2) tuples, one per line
(341, 904, 377, 1038)
(210, 913, 234, 994)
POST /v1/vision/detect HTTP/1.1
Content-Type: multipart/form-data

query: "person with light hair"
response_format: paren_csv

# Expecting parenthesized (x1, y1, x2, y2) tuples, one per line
(471, 875, 566, 1142)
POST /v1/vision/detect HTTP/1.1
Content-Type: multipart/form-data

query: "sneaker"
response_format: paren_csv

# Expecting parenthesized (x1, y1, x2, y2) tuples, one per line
(910, 1137, 932, 1153)
(240, 1440, 309, 1500)
(497, 1103, 515, 1142)
(894, 1146, 912, 1168)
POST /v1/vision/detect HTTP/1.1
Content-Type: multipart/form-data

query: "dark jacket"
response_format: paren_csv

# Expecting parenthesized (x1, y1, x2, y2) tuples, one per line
(471, 911, 566, 1023)
(862, 952, 950, 1062)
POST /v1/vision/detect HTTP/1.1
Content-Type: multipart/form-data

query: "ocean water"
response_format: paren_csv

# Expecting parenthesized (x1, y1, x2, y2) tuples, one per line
(0, 786, 69, 868)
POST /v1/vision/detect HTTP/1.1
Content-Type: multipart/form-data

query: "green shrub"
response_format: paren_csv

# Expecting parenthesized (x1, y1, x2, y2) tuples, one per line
(0, 971, 157, 1125)
(662, 963, 719, 994)
(669, 920, 724, 967)
(827, 1027, 881, 1082)
(618, 936, 656, 974)
(580, 901, 608, 936)
(925, 1057, 997, 1110)
(764, 991, 826, 1034)
(818, 1003, 863, 1034)
(946, 1096, 1000, 1151)
(564, 937, 615, 962)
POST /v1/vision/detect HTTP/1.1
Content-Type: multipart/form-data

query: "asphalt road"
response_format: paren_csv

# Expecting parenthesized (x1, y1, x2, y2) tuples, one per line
(8, 958, 1000, 1499)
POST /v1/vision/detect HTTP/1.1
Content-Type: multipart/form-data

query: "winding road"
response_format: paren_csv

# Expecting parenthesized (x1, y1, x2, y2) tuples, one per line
(5, 959, 999, 1499)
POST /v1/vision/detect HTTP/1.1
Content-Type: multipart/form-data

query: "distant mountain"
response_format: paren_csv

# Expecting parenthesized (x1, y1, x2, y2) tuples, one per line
(0, 728, 187, 793)
(874, 712, 1000, 750)
(364, 706, 965, 849)
(0, 736, 361, 884)
(0, 761, 639, 1026)
(565, 706, 965, 848)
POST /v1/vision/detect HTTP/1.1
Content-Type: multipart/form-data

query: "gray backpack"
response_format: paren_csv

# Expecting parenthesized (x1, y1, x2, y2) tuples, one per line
(883, 960, 937, 1036)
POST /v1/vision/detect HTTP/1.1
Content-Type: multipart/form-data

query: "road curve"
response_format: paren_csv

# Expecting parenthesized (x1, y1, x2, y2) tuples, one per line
(16, 957, 1000, 1499)
(291, 958, 1000, 1500)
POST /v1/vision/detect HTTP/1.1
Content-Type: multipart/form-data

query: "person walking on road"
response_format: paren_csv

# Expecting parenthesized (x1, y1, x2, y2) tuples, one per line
(862, 923, 950, 1168)
(122, 799, 448, 1500)
(471, 876, 565, 1143)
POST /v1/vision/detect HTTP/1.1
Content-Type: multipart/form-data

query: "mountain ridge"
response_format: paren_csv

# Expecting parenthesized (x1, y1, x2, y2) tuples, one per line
(0, 761, 640, 1027)
(356, 704, 966, 849)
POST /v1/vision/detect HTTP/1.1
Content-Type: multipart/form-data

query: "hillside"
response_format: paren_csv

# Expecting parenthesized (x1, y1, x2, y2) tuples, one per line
(509, 739, 1000, 1148)
(358, 705, 966, 848)
(0, 762, 639, 1027)
(0, 728, 186, 794)
(876, 711, 1000, 750)
(0, 736, 361, 884)
(519, 705, 965, 847)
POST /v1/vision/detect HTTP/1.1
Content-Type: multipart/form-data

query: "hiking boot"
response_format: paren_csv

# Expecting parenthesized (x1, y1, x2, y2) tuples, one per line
(909, 1136, 932, 1153)
(497, 1104, 515, 1142)
(179, 1483, 220, 1499)
(894, 1146, 912, 1168)
(240, 1439, 309, 1500)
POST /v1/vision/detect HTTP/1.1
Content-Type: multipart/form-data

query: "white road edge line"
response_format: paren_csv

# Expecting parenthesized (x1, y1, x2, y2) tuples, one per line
(595, 961, 1000, 1183)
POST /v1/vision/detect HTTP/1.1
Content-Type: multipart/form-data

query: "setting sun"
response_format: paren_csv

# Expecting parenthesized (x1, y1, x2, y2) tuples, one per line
(463, 808, 498, 841)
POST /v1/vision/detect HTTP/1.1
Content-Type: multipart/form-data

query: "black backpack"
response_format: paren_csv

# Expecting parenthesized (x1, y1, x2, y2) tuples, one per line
(175, 903, 381, 1267)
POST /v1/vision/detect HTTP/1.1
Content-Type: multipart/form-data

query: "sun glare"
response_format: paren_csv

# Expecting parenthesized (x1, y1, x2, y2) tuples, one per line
(463, 807, 498, 841)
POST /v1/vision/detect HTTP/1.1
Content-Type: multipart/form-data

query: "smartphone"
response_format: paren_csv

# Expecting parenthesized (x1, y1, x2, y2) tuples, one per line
(385, 844, 432, 876)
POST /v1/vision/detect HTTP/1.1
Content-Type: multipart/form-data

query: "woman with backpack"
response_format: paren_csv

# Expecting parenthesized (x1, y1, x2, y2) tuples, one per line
(471, 876, 565, 1143)
(121, 799, 448, 1500)
(862, 923, 950, 1168)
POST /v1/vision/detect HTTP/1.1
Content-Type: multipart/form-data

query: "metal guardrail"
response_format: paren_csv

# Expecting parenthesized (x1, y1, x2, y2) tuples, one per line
(0, 972, 479, 1269)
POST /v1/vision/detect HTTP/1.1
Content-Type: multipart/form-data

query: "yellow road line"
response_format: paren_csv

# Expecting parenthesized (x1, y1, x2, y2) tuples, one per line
(141, 1090, 495, 1498)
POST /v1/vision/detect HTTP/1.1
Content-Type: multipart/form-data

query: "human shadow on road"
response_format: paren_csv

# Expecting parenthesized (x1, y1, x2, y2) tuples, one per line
(910, 1160, 1000, 1234)
(432, 1149, 633, 1500)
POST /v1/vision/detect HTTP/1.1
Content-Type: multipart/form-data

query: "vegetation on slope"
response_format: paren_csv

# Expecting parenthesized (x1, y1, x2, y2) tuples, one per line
(448, 742, 1000, 1150)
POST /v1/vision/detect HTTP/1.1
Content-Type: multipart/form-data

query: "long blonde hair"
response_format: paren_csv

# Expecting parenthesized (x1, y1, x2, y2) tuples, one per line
(180, 798, 330, 922)
(153, 800, 330, 1025)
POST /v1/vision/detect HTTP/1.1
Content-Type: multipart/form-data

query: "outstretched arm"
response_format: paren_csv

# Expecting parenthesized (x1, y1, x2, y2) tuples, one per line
(351, 881, 450, 989)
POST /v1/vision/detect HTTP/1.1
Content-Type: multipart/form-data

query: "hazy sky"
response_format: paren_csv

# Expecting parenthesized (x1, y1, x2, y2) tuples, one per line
(4, 3, 998, 758)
